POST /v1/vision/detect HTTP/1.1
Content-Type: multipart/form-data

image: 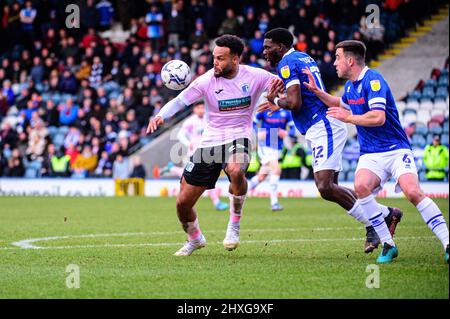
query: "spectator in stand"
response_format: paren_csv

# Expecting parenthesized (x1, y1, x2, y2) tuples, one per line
(218, 8, 239, 36)
(59, 98, 79, 126)
(50, 147, 71, 177)
(89, 56, 103, 89)
(59, 69, 78, 94)
(94, 150, 113, 177)
(190, 18, 208, 47)
(113, 153, 129, 179)
(249, 30, 264, 56)
(130, 156, 146, 179)
(95, 0, 114, 31)
(5, 148, 25, 177)
(81, 0, 98, 31)
(295, 33, 308, 52)
(72, 144, 98, 178)
(423, 135, 449, 181)
(145, 4, 164, 52)
(2, 79, 14, 107)
(167, 1, 185, 50)
(30, 56, 45, 84)
(19, 1, 37, 50)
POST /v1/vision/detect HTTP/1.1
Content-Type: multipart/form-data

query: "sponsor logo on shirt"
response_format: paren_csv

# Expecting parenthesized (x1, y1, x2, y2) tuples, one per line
(281, 65, 290, 79)
(218, 96, 251, 112)
(298, 56, 314, 63)
(370, 80, 381, 92)
(348, 97, 366, 105)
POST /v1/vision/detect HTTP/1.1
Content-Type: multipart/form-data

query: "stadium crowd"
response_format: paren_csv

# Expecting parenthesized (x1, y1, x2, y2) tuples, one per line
(0, 0, 447, 179)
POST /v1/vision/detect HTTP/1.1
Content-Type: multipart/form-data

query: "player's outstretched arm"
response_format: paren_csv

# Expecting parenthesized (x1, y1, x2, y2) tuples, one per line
(146, 116, 164, 134)
(302, 68, 340, 108)
(146, 96, 187, 134)
(327, 107, 386, 127)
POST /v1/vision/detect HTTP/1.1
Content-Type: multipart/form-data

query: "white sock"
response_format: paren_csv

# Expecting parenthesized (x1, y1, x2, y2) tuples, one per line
(229, 193, 246, 227)
(359, 195, 395, 246)
(348, 202, 371, 227)
(379, 204, 390, 218)
(417, 197, 449, 249)
(248, 175, 260, 191)
(269, 174, 280, 206)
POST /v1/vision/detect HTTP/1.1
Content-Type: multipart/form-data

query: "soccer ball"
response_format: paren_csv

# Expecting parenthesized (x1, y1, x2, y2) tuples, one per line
(160, 60, 192, 90)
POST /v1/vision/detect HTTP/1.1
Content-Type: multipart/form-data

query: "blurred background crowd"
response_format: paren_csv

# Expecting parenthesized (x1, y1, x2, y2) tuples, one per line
(0, 0, 447, 180)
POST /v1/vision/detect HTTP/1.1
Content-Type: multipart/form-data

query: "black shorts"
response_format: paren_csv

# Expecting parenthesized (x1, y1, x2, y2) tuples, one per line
(182, 138, 251, 189)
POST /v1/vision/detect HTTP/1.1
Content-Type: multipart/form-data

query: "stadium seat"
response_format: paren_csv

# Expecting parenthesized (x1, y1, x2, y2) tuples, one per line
(429, 125, 443, 135)
(411, 134, 427, 148)
(430, 109, 446, 118)
(414, 123, 428, 136)
(403, 112, 417, 125)
(434, 100, 448, 111)
(438, 75, 449, 87)
(441, 134, 449, 146)
(419, 170, 427, 182)
(425, 78, 437, 87)
(417, 110, 431, 125)
(435, 87, 448, 100)
(419, 100, 434, 110)
(396, 101, 406, 112)
(338, 172, 346, 182)
(443, 121, 449, 134)
(405, 100, 420, 111)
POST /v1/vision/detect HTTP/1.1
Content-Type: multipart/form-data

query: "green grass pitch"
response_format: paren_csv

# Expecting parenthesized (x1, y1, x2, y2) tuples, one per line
(0, 197, 448, 299)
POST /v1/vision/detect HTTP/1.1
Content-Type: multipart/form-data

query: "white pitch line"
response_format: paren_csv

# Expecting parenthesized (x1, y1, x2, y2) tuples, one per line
(2, 225, 434, 250)
(0, 235, 437, 251)
(9, 227, 357, 250)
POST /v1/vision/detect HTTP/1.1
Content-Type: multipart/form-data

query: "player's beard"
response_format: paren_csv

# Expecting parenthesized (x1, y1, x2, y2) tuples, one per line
(214, 63, 234, 78)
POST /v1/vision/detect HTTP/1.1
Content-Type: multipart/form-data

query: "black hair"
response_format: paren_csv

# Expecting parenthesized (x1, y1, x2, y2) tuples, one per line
(335, 40, 366, 65)
(264, 28, 294, 48)
(215, 34, 245, 56)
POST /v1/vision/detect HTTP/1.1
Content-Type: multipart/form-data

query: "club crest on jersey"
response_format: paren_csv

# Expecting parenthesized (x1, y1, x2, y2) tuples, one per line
(241, 83, 249, 93)
(370, 80, 381, 92)
(281, 65, 290, 79)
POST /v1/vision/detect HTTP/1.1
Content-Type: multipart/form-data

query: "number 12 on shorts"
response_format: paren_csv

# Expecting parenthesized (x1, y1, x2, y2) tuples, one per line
(312, 146, 324, 166)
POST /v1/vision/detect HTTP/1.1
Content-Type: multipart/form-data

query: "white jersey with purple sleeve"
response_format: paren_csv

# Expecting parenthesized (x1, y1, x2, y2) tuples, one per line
(178, 65, 276, 148)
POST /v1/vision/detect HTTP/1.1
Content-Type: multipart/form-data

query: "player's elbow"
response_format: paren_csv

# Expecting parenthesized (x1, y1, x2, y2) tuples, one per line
(371, 111, 386, 126)
(374, 116, 385, 126)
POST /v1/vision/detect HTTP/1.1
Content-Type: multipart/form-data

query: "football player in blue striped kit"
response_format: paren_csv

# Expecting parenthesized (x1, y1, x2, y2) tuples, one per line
(303, 40, 449, 264)
(260, 28, 403, 254)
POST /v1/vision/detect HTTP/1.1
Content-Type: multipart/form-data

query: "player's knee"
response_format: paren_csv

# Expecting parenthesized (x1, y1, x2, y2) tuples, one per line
(317, 183, 334, 201)
(403, 186, 424, 205)
(176, 197, 189, 212)
(227, 166, 245, 182)
(354, 181, 372, 198)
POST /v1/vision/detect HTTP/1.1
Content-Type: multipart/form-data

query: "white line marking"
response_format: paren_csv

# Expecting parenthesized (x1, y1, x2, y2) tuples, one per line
(0, 233, 437, 251)
(10, 227, 353, 250)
